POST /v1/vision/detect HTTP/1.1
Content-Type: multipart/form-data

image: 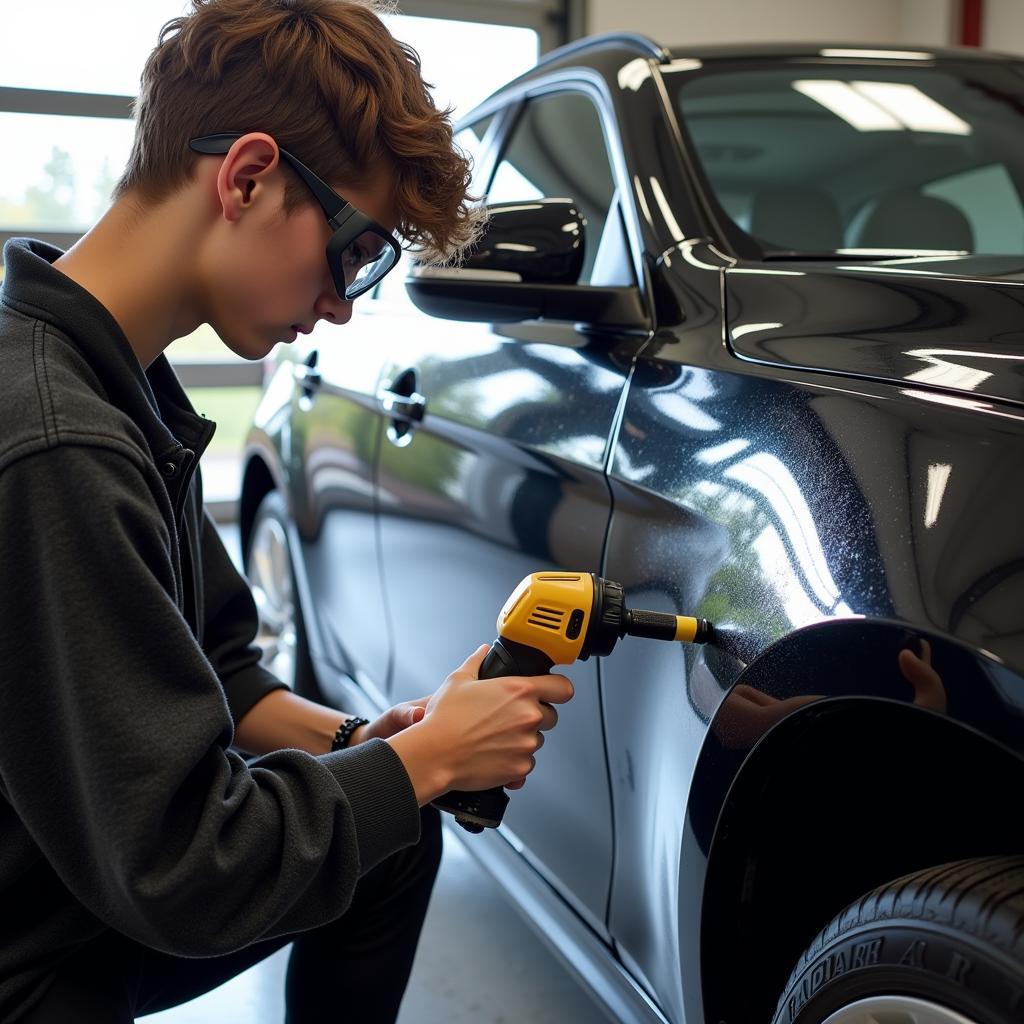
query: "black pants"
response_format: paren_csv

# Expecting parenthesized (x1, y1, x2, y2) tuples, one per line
(21, 807, 442, 1024)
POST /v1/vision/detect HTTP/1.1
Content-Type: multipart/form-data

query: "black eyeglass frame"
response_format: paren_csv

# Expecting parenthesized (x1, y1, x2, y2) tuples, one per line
(189, 132, 401, 300)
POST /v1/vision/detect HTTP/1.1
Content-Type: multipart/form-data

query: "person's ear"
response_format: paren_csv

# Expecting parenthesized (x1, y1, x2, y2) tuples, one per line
(215, 132, 282, 223)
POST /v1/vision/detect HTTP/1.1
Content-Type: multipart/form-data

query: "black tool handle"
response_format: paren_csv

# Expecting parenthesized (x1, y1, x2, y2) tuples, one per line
(431, 638, 555, 833)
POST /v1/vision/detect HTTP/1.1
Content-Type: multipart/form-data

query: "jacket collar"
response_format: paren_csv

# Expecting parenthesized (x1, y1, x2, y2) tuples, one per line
(1, 237, 216, 467)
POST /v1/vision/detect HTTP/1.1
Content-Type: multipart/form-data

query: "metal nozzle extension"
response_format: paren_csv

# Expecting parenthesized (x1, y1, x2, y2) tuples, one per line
(622, 608, 712, 644)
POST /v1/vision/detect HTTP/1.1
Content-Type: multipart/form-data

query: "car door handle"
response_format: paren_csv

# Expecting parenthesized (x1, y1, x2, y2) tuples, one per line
(377, 387, 426, 423)
(293, 363, 323, 389)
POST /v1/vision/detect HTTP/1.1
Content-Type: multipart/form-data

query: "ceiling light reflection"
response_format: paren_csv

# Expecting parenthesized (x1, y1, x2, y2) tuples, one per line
(633, 175, 654, 229)
(841, 250, 965, 260)
(794, 79, 902, 131)
(924, 463, 952, 528)
(648, 175, 684, 241)
(725, 452, 845, 612)
(696, 438, 750, 464)
(729, 267, 806, 277)
(900, 389, 994, 413)
(905, 349, 994, 391)
(853, 81, 971, 135)
(793, 80, 971, 135)
(649, 392, 721, 432)
(752, 525, 827, 626)
(618, 57, 652, 91)
(821, 48, 934, 60)
(731, 321, 783, 339)
(835, 261, 968, 274)
(677, 240, 725, 271)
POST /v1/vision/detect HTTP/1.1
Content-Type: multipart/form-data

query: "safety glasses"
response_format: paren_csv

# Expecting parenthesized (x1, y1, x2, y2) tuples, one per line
(190, 133, 401, 300)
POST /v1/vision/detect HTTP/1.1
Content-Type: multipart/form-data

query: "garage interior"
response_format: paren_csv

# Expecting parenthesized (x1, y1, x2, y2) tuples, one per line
(2, 1, 1022, 1022)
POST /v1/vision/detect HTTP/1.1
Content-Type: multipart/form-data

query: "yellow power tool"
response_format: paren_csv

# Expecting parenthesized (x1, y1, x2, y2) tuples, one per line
(432, 571, 712, 833)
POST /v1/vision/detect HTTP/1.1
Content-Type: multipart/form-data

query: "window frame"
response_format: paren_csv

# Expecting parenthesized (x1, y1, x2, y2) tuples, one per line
(487, 88, 633, 286)
(482, 76, 650, 296)
(396, 0, 570, 57)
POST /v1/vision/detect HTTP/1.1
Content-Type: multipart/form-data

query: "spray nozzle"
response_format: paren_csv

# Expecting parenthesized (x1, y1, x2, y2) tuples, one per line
(578, 575, 711, 660)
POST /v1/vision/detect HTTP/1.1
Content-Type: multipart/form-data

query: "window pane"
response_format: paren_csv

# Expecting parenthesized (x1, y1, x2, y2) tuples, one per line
(0, 112, 133, 231)
(381, 15, 538, 122)
(0, 1, 188, 94)
(0, 14, 535, 237)
(924, 164, 1024, 254)
(183, 386, 262, 502)
(1, 7, 537, 101)
(674, 62, 1024, 256)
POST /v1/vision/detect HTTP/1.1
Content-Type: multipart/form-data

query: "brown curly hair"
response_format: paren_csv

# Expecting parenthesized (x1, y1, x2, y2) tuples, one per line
(113, 0, 483, 262)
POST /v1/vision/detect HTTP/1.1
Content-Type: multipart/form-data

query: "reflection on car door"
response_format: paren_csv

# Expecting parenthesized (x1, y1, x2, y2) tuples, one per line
(289, 326, 391, 704)
(375, 89, 646, 935)
(288, 120, 499, 706)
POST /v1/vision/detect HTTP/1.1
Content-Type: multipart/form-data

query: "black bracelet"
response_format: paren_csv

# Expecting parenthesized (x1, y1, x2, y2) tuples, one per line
(331, 716, 369, 752)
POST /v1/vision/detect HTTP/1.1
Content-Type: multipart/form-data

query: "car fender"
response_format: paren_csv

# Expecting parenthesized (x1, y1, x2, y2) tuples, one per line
(684, 615, 1024, 1024)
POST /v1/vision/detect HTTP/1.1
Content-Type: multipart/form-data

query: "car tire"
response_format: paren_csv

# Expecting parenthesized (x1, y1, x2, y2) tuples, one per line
(771, 855, 1024, 1024)
(243, 489, 318, 699)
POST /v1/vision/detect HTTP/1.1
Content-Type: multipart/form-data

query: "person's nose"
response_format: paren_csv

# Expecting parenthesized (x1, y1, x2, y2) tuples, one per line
(315, 288, 353, 327)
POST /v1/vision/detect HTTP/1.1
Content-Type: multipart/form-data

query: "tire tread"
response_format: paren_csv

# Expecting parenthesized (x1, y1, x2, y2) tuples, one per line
(773, 855, 1024, 1022)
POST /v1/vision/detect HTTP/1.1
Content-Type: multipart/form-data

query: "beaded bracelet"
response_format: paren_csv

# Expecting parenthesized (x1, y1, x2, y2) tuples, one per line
(331, 716, 370, 752)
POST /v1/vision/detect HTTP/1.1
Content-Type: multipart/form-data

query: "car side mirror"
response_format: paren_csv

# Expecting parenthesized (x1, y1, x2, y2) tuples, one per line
(405, 198, 647, 329)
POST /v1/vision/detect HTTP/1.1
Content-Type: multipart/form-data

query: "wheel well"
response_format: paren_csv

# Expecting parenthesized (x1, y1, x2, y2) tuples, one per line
(700, 698, 1024, 1024)
(239, 455, 277, 564)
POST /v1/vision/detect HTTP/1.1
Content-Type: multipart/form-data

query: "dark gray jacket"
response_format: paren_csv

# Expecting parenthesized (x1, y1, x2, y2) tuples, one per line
(0, 238, 420, 1020)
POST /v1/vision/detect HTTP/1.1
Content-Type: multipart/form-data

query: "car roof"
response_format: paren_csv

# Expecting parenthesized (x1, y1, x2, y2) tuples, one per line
(665, 40, 1023, 62)
(460, 33, 1024, 134)
(471, 33, 1023, 110)
(524, 32, 1023, 74)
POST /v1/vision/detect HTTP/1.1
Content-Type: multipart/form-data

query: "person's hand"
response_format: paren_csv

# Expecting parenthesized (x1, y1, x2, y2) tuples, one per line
(712, 637, 947, 751)
(349, 697, 430, 746)
(898, 638, 947, 713)
(422, 645, 571, 791)
(386, 645, 574, 804)
(713, 685, 824, 749)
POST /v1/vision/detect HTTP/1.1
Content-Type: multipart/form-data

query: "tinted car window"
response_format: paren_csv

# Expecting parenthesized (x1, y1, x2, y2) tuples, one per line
(673, 64, 1024, 256)
(488, 92, 630, 284)
(922, 163, 1024, 252)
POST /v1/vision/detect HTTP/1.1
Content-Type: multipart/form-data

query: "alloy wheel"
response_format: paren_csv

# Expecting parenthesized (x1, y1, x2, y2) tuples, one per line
(247, 514, 299, 687)
(820, 996, 979, 1024)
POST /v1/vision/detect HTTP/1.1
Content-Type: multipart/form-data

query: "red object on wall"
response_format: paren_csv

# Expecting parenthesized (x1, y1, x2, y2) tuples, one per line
(961, 0, 983, 47)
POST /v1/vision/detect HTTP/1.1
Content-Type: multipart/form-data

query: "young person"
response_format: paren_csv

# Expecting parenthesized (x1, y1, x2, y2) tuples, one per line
(0, 2, 573, 1021)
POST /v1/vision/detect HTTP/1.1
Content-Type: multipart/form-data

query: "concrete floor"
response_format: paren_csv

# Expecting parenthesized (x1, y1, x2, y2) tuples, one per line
(139, 523, 606, 1023)
(143, 836, 605, 1023)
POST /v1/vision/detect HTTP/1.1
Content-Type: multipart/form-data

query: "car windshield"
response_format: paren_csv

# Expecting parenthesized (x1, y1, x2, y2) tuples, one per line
(671, 59, 1024, 258)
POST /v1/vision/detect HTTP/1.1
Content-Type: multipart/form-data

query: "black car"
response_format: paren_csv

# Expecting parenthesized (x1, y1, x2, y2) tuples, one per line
(241, 33, 1024, 1024)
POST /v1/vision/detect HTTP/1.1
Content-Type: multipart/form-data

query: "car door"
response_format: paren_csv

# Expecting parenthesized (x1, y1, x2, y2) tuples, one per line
(289, 120, 501, 707)
(375, 87, 647, 934)
(288, 323, 392, 704)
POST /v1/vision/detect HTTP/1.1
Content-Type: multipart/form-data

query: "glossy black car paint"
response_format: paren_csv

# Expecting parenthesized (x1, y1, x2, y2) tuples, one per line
(241, 37, 1024, 1024)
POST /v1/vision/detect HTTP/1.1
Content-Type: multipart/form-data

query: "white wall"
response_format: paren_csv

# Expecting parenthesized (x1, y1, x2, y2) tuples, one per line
(899, 0, 957, 47)
(586, 0, 957, 50)
(984, 0, 1024, 55)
